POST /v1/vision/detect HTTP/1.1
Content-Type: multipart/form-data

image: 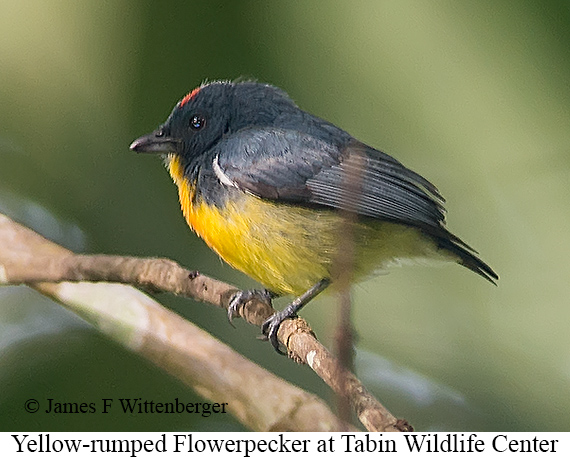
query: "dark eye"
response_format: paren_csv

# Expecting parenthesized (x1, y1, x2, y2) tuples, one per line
(190, 115, 205, 130)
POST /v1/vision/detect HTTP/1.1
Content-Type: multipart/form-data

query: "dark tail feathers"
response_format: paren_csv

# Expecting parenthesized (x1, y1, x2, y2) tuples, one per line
(427, 227, 499, 285)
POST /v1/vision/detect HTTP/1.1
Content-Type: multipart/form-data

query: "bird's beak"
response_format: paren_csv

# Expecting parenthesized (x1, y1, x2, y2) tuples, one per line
(130, 130, 181, 154)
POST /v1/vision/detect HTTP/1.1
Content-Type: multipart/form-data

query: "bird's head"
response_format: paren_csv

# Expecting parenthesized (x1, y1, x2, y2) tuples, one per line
(130, 80, 298, 164)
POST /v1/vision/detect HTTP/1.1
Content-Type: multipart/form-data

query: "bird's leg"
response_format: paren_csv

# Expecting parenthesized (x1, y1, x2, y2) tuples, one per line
(262, 278, 331, 354)
(227, 288, 276, 326)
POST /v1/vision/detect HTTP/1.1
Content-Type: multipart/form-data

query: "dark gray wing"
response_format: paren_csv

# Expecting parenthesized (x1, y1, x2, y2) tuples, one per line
(213, 127, 498, 283)
(214, 127, 445, 230)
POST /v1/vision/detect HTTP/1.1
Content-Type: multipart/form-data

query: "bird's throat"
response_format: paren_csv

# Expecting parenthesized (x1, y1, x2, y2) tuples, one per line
(167, 154, 197, 227)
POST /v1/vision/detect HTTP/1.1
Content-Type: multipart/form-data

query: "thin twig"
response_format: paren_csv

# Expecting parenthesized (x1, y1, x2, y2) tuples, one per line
(333, 148, 366, 427)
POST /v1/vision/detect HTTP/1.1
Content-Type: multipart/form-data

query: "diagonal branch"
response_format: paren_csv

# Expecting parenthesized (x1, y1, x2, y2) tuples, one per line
(0, 212, 412, 432)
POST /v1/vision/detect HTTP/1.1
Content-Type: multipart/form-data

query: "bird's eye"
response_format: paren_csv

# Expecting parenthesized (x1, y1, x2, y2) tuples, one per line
(190, 115, 205, 131)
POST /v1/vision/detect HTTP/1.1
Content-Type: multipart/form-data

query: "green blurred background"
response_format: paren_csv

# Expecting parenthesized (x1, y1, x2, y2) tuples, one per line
(1, 0, 570, 431)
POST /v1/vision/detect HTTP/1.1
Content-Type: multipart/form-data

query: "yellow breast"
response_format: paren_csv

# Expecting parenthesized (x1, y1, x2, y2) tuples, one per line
(167, 155, 338, 295)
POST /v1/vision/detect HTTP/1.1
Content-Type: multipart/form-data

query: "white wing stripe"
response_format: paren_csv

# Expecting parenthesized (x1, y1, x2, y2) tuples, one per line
(213, 153, 237, 187)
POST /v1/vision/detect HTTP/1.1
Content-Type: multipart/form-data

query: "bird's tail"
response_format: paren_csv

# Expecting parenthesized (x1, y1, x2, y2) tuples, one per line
(426, 227, 499, 284)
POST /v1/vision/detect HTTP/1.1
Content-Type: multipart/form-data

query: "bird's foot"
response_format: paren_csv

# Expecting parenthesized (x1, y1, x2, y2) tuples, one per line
(261, 278, 331, 355)
(260, 306, 299, 355)
(227, 288, 274, 326)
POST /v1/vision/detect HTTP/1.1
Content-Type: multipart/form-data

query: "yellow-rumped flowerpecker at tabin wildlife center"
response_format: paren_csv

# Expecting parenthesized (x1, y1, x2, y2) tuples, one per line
(131, 80, 498, 352)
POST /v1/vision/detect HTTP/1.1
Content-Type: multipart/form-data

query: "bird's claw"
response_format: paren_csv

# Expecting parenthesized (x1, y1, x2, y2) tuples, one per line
(261, 309, 298, 355)
(227, 289, 274, 327)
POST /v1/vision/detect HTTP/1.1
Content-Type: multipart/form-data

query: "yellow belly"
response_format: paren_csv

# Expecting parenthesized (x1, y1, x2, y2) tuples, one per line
(168, 155, 447, 296)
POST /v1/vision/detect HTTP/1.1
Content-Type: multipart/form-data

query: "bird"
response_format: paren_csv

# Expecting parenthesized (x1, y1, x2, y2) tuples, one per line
(130, 80, 498, 353)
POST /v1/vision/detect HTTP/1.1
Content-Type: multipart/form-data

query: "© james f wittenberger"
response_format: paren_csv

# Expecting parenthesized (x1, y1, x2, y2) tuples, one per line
(28, 398, 228, 417)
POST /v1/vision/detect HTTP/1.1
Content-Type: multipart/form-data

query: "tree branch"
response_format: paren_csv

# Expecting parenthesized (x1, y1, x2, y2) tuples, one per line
(0, 212, 412, 432)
